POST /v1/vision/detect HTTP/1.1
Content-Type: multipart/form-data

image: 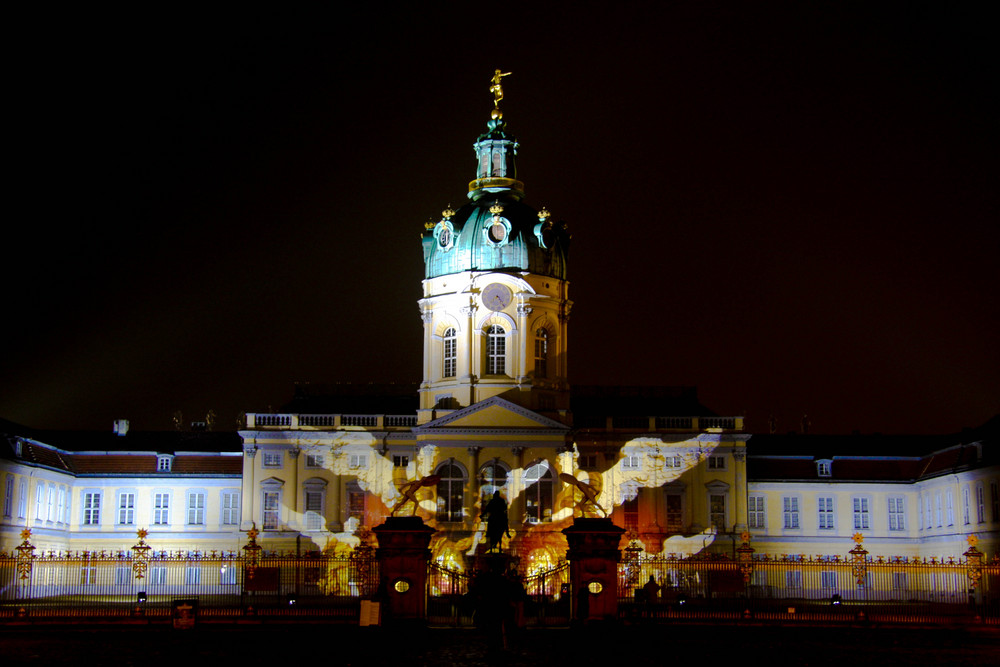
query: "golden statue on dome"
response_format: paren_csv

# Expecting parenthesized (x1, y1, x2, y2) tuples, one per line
(489, 69, 511, 118)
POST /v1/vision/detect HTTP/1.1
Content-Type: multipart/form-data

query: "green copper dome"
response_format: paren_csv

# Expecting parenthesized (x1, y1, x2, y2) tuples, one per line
(422, 115, 570, 280)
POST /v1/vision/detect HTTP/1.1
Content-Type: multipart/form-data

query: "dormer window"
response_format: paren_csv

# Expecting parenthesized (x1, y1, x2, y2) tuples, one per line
(157, 455, 174, 472)
(816, 460, 832, 478)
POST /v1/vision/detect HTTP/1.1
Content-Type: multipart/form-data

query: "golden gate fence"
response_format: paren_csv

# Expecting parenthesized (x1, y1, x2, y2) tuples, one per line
(618, 553, 1000, 624)
(0, 551, 378, 620)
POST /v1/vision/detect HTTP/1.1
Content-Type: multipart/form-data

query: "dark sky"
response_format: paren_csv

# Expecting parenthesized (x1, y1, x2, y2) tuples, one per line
(4, 4, 997, 435)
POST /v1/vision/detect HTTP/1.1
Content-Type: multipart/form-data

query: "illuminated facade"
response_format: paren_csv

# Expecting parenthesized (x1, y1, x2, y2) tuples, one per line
(236, 100, 750, 570)
(2, 86, 997, 571)
(0, 420, 242, 554)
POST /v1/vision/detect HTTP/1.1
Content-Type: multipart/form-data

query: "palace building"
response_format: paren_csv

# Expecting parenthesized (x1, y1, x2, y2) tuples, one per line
(2, 81, 997, 568)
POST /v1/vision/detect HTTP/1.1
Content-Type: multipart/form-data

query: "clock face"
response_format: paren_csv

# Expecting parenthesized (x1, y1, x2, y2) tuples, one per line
(482, 283, 512, 311)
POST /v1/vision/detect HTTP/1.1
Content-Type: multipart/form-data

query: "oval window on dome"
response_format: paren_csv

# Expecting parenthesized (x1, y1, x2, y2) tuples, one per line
(489, 221, 506, 243)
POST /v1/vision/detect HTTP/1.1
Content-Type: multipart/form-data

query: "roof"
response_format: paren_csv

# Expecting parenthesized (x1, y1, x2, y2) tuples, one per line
(1, 419, 242, 477)
(747, 416, 998, 483)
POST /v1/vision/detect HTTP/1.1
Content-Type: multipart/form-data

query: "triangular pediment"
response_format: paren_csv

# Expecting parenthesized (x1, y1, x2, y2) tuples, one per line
(416, 396, 569, 432)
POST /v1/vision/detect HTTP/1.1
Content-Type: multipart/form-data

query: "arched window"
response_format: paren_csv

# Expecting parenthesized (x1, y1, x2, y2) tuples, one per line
(435, 461, 466, 523)
(443, 327, 457, 378)
(486, 325, 506, 375)
(534, 328, 548, 378)
(479, 460, 510, 503)
(523, 461, 554, 523)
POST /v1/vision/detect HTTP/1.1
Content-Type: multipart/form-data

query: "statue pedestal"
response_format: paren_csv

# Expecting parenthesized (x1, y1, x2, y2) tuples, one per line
(562, 518, 625, 623)
(373, 516, 435, 622)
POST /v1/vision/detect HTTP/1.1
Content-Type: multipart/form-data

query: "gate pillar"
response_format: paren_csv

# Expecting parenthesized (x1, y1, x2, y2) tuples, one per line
(373, 516, 436, 622)
(563, 518, 625, 623)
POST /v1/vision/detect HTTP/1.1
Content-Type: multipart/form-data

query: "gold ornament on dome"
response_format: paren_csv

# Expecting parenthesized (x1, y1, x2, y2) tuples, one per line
(489, 69, 511, 113)
(489, 201, 504, 217)
(537, 207, 551, 222)
(442, 205, 455, 220)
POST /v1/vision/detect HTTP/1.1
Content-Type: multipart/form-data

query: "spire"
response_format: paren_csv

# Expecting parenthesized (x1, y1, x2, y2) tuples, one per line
(469, 70, 524, 201)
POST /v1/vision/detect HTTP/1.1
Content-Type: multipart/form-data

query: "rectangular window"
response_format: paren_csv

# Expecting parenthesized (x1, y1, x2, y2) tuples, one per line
(17, 481, 27, 519)
(991, 482, 999, 522)
(3, 476, 13, 518)
(150, 567, 167, 586)
(579, 454, 598, 470)
(263, 452, 283, 468)
(220, 566, 237, 585)
(305, 454, 324, 468)
(818, 497, 835, 530)
(623, 496, 638, 532)
(707, 456, 726, 470)
(888, 497, 905, 531)
(56, 487, 66, 524)
(853, 497, 870, 530)
(185, 567, 201, 585)
(946, 491, 954, 526)
(621, 455, 641, 470)
(782, 497, 800, 529)
(115, 567, 131, 586)
(118, 492, 135, 525)
(486, 327, 506, 375)
(665, 456, 681, 468)
(348, 488, 365, 522)
(963, 487, 971, 525)
(816, 461, 832, 477)
(157, 456, 172, 472)
(221, 491, 240, 525)
(35, 483, 44, 520)
(263, 491, 280, 530)
(350, 454, 369, 469)
(81, 566, 97, 586)
(154, 493, 170, 525)
(46, 486, 56, 522)
(83, 492, 101, 526)
(665, 495, 682, 532)
(393, 455, 409, 468)
(709, 494, 726, 530)
(821, 571, 837, 589)
(748, 496, 765, 529)
(305, 491, 324, 531)
(977, 485, 986, 524)
(935, 493, 942, 527)
(924, 496, 932, 530)
(187, 493, 205, 525)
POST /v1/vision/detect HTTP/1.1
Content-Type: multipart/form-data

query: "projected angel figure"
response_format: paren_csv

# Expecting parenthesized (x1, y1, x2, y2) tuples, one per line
(480, 490, 510, 552)
(559, 473, 608, 518)
(390, 475, 441, 517)
(490, 70, 512, 108)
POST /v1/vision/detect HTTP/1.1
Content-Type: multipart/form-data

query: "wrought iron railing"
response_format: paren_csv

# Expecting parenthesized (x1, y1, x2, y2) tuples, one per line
(618, 533, 1000, 625)
(0, 528, 378, 621)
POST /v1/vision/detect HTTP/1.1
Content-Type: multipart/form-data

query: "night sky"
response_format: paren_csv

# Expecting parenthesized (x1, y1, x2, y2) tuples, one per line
(5, 5, 996, 436)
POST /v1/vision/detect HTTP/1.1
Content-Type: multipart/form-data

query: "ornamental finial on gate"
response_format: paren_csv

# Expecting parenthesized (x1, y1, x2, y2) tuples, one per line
(131, 528, 152, 580)
(15, 528, 35, 581)
(849, 533, 869, 586)
(736, 532, 755, 583)
(243, 523, 262, 581)
(964, 534, 984, 589)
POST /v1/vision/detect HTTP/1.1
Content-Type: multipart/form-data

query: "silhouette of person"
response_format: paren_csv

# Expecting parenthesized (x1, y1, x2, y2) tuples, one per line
(481, 490, 510, 553)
